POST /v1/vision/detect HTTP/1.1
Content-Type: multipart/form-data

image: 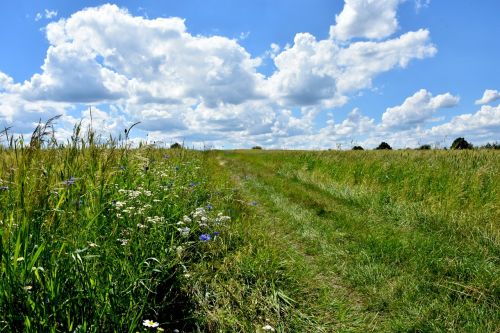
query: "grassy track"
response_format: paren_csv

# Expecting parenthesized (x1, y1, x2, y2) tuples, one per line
(215, 149, 500, 332)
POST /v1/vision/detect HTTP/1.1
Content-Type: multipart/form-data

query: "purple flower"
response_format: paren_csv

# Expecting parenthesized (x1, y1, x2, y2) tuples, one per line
(213, 231, 220, 237)
(63, 177, 76, 186)
(199, 234, 211, 242)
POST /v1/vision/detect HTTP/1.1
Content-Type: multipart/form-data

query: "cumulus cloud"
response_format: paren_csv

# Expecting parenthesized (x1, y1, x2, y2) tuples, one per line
(25, 4, 265, 108)
(475, 89, 500, 105)
(268, 29, 436, 107)
(381, 89, 459, 130)
(330, 0, 401, 40)
(336, 29, 436, 93)
(429, 104, 500, 138)
(6, 2, 495, 149)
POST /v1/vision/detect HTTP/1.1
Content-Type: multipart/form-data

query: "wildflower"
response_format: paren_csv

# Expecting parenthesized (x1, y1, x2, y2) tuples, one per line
(249, 201, 258, 206)
(183, 215, 192, 223)
(178, 227, 190, 237)
(262, 324, 275, 331)
(199, 234, 211, 242)
(0, 186, 8, 191)
(88, 242, 98, 248)
(23, 285, 32, 291)
(16, 257, 25, 262)
(63, 176, 76, 186)
(189, 181, 197, 188)
(137, 223, 147, 229)
(117, 238, 129, 246)
(206, 204, 213, 210)
(142, 319, 159, 328)
(213, 231, 220, 237)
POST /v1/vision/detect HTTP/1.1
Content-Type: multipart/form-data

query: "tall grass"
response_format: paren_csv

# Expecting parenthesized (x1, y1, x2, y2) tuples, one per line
(0, 121, 238, 332)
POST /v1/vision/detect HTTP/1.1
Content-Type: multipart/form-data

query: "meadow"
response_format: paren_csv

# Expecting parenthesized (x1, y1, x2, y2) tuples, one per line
(1, 123, 499, 332)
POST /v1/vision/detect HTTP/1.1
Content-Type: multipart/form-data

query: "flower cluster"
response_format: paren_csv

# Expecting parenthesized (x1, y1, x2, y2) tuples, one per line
(176, 206, 231, 241)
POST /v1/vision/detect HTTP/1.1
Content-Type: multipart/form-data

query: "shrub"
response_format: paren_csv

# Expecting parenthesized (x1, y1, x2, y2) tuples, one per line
(375, 142, 392, 150)
(170, 142, 182, 149)
(352, 146, 364, 150)
(450, 137, 473, 150)
(418, 144, 431, 150)
(252, 146, 262, 150)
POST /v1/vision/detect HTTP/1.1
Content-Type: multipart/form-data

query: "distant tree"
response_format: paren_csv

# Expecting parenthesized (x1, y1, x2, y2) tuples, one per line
(418, 144, 431, 150)
(450, 137, 473, 150)
(352, 145, 364, 150)
(481, 142, 500, 150)
(170, 142, 182, 149)
(375, 142, 392, 150)
(251, 146, 262, 150)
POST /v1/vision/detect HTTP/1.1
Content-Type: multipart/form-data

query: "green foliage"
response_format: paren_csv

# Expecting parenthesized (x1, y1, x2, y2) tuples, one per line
(352, 145, 364, 150)
(451, 137, 473, 150)
(375, 141, 392, 150)
(170, 142, 182, 149)
(418, 144, 431, 150)
(0, 125, 240, 332)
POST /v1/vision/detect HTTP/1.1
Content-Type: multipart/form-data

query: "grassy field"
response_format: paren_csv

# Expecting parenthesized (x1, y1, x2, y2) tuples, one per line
(214, 149, 500, 332)
(1, 126, 499, 332)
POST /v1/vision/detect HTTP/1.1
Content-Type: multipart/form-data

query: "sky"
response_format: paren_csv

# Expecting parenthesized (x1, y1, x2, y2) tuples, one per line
(0, 0, 499, 149)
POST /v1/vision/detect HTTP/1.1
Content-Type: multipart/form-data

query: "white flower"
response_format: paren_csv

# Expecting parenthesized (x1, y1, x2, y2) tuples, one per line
(142, 319, 159, 328)
(16, 257, 24, 262)
(183, 215, 192, 223)
(178, 227, 190, 237)
(262, 324, 275, 331)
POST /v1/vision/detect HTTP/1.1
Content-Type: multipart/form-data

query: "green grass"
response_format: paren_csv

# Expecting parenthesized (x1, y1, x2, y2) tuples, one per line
(2, 124, 499, 332)
(214, 149, 500, 332)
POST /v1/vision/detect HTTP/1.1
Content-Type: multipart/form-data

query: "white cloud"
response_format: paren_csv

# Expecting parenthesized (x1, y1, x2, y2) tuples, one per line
(429, 104, 500, 138)
(269, 29, 436, 107)
(336, 29, 436, 93)
(475, 89, 500, 105)
(381, 89, 459, 130)
(6, 3, 496, 149)
(320, 108, 375, 137)
(330, 0, 401, 40)
(415, 0, 431, 12)
(35, 9, 58, 21)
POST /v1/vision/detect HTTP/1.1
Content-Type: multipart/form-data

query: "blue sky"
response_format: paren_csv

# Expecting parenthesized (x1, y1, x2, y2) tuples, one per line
(0, 0, 499, 148)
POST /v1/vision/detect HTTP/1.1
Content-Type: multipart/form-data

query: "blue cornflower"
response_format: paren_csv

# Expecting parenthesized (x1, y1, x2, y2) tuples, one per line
(213, 231, 220, 237)
(175, 166, 180, 171)
(206, 204, 213, 211)
(199, 234, 211, 242)
(63, 177, 76, 186)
